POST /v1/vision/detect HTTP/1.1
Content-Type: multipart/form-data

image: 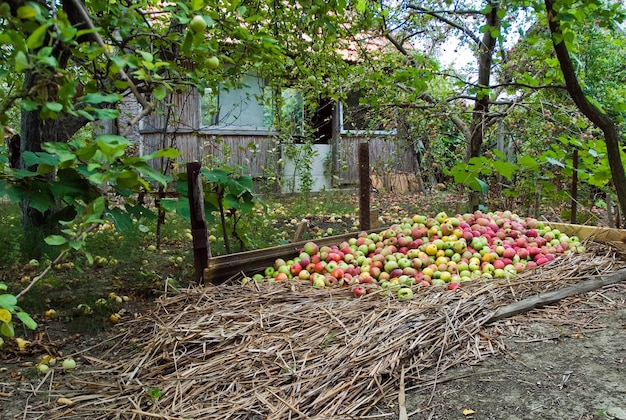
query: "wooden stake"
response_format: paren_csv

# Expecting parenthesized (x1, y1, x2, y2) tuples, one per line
(187, 162, 209, 284)
(293, 221, 308, 242)
(359, 142, 371, 231)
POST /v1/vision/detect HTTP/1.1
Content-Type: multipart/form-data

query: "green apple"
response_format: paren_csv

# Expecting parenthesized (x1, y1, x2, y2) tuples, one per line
(397, 287, 414, 299)
(303, 241, 319, 256)
(384, 260, 399, 273)
(435, 212, 448, 224)
(205, 56, 220, 70)
(312, 274, 326, 287)
(440, 271, 452, 282)
(62, 358, 76, 370)
(189, 15, 208, 33)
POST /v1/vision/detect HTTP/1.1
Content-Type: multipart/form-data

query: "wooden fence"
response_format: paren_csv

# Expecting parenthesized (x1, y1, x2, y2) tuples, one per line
(141, 130, 420, 188)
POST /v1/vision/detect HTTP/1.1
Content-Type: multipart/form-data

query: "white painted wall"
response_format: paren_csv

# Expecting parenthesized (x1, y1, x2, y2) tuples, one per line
(281, 144, 331, 193)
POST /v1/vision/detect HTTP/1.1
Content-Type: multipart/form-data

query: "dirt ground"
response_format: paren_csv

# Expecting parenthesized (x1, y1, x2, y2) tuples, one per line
(1, 285, 625, 419)
(400, 284, 626, 420)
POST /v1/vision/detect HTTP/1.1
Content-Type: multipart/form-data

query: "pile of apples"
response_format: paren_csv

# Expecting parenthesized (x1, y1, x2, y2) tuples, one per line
(246, 211, 583, 299)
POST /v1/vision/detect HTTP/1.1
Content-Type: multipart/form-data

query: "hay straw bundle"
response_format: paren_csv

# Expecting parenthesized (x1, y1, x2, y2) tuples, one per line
(33, 243, 625, 419)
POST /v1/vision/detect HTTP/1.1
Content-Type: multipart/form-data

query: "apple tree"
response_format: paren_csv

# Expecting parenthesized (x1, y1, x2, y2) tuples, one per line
(0, 0, 360, 258)
(541, 0, 626, 220)
(333, 0, 626, 217)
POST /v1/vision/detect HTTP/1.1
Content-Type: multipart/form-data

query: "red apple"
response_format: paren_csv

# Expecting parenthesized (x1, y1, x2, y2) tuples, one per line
(448, 282, 461, 290)
(313, 262, 326, 274)
(289, 263, 302, 276)
(303, 241, 319, 256)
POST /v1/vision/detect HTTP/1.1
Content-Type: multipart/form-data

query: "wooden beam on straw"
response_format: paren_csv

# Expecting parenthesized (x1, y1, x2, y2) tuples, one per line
(487, 267, 626, 324)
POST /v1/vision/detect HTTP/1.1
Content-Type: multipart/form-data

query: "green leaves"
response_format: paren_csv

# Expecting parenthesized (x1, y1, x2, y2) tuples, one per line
(0, 291, 37, 338)
(16, 312, 37, 330)
(15, 51, 29, 72)
(22, 151, 60, 167)
(27, 23, 49, 49)
(449, 160, 489, 193)
(45, 235, 68, 246)
(449, 151, 521, 194)
(83, 93, 121, 105)
(95, 134, 131, 161)
(0, 294, 17, 310)
(17, 3, 40, 20)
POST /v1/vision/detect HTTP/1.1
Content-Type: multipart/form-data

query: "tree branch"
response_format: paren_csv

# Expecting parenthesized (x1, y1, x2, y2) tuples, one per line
(65, 0, 153, 114)
(406, 5, 481, 46)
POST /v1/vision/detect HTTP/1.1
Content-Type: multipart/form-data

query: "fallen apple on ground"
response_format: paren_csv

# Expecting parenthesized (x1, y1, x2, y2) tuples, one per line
(249, 211, 583, 299)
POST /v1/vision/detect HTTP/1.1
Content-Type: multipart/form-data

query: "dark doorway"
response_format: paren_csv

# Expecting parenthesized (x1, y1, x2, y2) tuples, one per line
(310, 97, 333, 143)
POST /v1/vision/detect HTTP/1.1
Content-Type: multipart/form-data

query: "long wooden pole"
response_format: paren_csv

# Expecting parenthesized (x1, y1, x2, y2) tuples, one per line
(187, 162, 209, 284)
(487, 267, 626, 324)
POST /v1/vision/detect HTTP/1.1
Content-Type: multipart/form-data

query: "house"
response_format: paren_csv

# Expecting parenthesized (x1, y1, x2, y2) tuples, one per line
(111, 35, 420, 194)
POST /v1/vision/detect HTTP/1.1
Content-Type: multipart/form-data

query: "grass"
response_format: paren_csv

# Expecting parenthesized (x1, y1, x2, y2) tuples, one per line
(0, 190, 362, 320)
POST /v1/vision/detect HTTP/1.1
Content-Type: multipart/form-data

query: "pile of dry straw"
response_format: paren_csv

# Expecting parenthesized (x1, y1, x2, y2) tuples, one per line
(27, 243, 625, 419)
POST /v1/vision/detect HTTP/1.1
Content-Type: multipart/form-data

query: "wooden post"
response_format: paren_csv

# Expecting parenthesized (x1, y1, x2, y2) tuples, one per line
(187, 162, 209, 284)
(359, 142, 371, 231)
(369, 208, 379, 229)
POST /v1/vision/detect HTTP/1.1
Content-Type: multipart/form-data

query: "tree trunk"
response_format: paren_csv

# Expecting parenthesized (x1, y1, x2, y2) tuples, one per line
(19, 71, 88, 258)
(545, 0, 626, 222)
(8, 1, 91, 257)
(466, 2, 501, 211)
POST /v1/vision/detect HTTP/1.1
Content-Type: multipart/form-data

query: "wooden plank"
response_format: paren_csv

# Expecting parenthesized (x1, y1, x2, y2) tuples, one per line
(204, 229, 384, 284)
(548, 222, 626, 251)
(370, 208, 380, 229)
(486, 267, 626, 324)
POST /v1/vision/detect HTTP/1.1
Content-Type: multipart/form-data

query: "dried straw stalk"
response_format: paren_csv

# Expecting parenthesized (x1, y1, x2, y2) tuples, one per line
(26, 243, 625, 419)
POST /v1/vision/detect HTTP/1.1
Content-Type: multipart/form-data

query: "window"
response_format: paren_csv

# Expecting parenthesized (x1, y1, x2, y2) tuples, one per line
(201, 74, 273, 130)
(339, 90, 396, 135)
(201, 76, 306, 136)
